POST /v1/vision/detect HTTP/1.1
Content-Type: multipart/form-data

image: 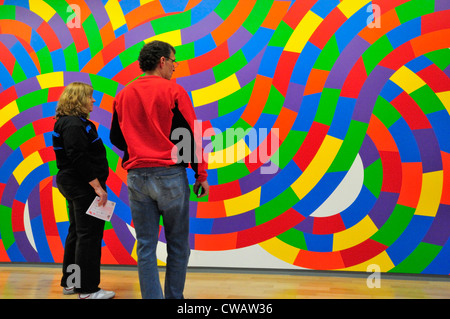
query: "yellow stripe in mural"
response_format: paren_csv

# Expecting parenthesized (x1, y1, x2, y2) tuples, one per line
(52, 186, 69, 223)
(333, 216, 378, 251)
(207, 139, 250, 169)
(436, 91, 450, 113)
(145, 30, 183, 47)
(415, 170, 443, 217)
(29, 0, 56, 22)
(0, 100, 19, 127)
(291, 135, 342, 200)
(224, 187, 261, 217)
(13, 152, 43, 184)
(104, 0, 127, 31)
(338, 0, 371, 18)
(285, 10, 322, 54)
(390, 66, 426, 94)
(191, 74, 241, 107)
(37, 72, 64, 89)
(259, 237, 300, 265)
(129, 229, 145, 264)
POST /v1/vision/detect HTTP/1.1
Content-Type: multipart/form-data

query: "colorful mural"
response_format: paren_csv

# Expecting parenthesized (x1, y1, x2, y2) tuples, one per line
(0, 0, 449, 275)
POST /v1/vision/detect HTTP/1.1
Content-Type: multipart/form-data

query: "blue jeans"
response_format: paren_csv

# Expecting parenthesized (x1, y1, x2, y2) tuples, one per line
(127, 166, 191, 299)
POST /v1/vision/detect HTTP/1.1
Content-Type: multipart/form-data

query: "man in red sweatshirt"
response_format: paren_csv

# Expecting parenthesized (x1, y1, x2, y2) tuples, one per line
(110, 40, 209, 299)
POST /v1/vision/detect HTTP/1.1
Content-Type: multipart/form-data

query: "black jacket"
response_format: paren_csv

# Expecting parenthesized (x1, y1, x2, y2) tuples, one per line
(53, 116, 109, 185)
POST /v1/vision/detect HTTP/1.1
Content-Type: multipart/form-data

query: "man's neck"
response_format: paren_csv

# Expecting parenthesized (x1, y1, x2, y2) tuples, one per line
(145, 70, 162, 77)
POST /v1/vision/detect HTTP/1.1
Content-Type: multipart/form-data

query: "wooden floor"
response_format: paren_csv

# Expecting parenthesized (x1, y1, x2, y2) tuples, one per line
(0, 264, 448, 299)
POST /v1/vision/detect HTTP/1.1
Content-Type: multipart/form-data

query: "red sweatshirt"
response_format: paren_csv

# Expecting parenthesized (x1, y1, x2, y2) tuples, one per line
(110, 75, 207, 182)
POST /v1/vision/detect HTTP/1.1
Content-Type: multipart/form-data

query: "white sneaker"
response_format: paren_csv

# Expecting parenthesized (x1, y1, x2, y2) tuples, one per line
(63, 287, 76, 295)
(79, 289, 115, 299)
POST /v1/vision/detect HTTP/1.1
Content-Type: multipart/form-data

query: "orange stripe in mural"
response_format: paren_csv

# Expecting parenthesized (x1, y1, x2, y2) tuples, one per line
(261, 1, 291, 30)
(241, 75, 272, 127)
(398, 162, 423, 208)
(294, 250, 345, 270)
(210, 0, 256, 46)
(195, 233, 238, 251)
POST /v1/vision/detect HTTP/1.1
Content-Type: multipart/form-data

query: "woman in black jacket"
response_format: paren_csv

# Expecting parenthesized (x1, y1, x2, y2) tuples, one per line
(53, 82, 114, 299)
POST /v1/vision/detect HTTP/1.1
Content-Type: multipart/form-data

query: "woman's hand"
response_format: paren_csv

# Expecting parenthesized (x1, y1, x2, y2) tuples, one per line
(89, 178, 108, 206)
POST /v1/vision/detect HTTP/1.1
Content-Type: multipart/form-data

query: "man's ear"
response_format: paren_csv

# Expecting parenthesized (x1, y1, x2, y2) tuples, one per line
(159, 56, 166, 67)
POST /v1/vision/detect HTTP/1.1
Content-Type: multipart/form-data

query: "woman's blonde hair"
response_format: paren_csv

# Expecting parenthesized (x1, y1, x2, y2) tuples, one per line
(55, 82, 93, 120)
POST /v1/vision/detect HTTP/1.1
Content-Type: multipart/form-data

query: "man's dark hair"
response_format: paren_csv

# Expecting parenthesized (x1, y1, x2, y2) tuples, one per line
(138, 40, 176, 72)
